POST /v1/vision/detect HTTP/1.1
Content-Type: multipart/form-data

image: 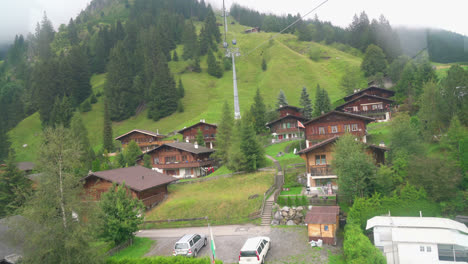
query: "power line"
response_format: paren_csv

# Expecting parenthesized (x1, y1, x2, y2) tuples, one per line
(242, 0, 329, 58)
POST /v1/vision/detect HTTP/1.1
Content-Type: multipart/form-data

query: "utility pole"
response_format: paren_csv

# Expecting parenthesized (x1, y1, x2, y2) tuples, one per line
(222, 0, 228, 46)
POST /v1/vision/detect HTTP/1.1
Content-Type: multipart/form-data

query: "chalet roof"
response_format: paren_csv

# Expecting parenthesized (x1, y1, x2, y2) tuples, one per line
(303, 111, 375, 126)
(147, 142, 215, 155)
(366, 143, 390, 151)
(266, 115, 308, 127)
(115, 129, 165, 140)
(335, 94, 395, 110)
(297, 137, 339, 154)
(343, 86, 395, 101)
(305, 206, 340, 224)
(84, 166, 177, 192)
(276, 105, 302, 112)
(178, 121, 217, 134)
(16, 162, 35, 172)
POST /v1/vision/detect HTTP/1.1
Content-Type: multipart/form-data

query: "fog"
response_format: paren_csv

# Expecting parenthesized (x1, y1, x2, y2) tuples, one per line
(0, 0, 91, 45)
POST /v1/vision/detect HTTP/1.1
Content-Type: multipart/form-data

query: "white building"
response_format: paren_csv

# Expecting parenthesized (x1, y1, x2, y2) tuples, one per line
(366, 216, 468, 264)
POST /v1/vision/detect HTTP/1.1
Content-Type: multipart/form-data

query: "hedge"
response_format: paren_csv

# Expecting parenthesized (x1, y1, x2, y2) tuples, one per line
(107, 256, 223, 264)
(277, 195, 309, 207)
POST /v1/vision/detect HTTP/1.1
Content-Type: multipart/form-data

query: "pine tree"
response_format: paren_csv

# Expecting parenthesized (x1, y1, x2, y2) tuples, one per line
(50, 96, 74, 128)
(124, 140, 142, 166)
(67, 18, 78, 45)
(207, 49, 223, 78)
(173, 50, 179, 61)
(177, 79, 185, 98)
(35, 12, 55, 60)
(32, 59, 61, 126)
(240, 118, 265, 172)
(196, 129, 205, 146)
(261, 58, 267, 71)
(92, 26, 111, 73)
(276, 90, 288, 107)
(192, 56, 202, 73)
(177, 100, 184, 113)
(204, 5, 221, 43)
(313, 84, 331, 117)
(322, 89, 332, 113)
(251, 88, 267, 134)
(67, 45, 92, 106)
(213, 102, 234, 163)
(299, 87, 313, 119)
(182, 20, 199, 60)
(0, 123, 11, 163)
(70, 113, 95, 171)
(103, 101, 114, 152)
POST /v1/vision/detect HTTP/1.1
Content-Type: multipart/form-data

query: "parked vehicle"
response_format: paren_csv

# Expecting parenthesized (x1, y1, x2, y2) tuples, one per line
(173, 234, 207, 257)
(238, 236, 271, 264)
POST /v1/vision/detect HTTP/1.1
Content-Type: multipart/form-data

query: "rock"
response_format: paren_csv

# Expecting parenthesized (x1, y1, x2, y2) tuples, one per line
(281, 211, 289, 217)
(274, 211, 282, 220)
(281, 206, 290, 212)
(280, 219, 287, 225)
(288, 209, 296, 218)
(248, 194, 259, 200)
(286, 220, 295, 226)
(271, 219, 280, 225)
(293, 219, 302, 225)
(296, 206, 304, 211)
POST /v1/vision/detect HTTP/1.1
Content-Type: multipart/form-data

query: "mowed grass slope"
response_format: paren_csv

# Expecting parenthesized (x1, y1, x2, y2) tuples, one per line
(9, 19, 363, 162)
(144, 171, 274, 227)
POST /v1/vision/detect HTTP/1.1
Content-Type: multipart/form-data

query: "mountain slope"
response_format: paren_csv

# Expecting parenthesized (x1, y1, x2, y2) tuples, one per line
(9, 21, 363, 162)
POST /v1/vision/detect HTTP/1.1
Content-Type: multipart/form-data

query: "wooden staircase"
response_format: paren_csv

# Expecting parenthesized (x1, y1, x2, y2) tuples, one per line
(261, 200, 275, 226)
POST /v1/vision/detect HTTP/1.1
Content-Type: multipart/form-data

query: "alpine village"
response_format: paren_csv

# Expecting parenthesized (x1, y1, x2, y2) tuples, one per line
(1, 0, 468, 264)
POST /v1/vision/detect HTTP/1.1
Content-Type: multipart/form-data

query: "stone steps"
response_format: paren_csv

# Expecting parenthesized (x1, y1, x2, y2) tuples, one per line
(260, 201, 275, 226)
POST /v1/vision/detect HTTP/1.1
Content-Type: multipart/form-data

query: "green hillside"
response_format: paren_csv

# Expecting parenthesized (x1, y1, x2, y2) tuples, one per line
(9, 20, 363, 162)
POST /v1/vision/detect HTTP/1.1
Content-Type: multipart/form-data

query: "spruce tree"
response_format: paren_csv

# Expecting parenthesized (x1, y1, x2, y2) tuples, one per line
(299, 87, 313, 119)
(67, 45, 92, 106)
(207, 49, 223, 78)
(32, 59, 61, 126)
(240, 117, 265, 172)
(322, 89, 332, 113)
(173, 50, 179, 61)
(70, 113, 95, 171)
(182, 20, 199, 60)
(177, 79, 185, 98)
(276, 90, 288, 107)
(67, 18, 78, 45)
(124, 140, 142, 166)
(35, 13, 55, 60)
(103, 101, 114, 152)
(196, 129, 205, 146)
(177, 100, 184, 113)
(192, 56, 202, 73)
(262, 58, 267, 71)
(313, 84, 331, 117)
(213, 101, 234, 163)
(251, 88, 267, 134)
(0, 123, 11, 163)
(50, 96, 74, 128)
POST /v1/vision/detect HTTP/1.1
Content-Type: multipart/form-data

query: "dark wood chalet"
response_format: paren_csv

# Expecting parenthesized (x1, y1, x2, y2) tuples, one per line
(298, 137, 388, 189)
(304, 111, 374, 144)
(178, 120, 217, 149)
(115, 129, 173, 152)
(335, 94, 395, 121)
(83, 166, 177, 208)
(266, 115, 308, 143)
(140, 142, 215, 179)
(277, 105, 303, 118)
(343, 86, 395, 102)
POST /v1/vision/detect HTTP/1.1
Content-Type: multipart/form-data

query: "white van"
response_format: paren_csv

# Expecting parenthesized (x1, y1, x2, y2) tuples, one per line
(238, 236, 271, 264)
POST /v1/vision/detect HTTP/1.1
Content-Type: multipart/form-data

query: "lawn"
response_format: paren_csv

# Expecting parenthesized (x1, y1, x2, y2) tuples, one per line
(144, 171, 274, 228)
(264, 141, 305, 168)
(109, 237, 155, 260)
(366, 121, 391, 145)
(280, 187, 303, 195)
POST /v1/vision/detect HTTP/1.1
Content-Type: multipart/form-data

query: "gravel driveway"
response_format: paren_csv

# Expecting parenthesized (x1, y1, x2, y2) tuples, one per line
(138, 224, 342, 264)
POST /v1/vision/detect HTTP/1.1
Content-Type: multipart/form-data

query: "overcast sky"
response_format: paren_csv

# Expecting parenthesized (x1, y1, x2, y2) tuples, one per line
(0, 0, 466, 44)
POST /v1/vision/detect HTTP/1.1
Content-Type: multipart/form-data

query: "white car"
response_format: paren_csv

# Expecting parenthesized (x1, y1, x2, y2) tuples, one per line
(238, 236, 271, 264)
(173, 234, 207, 257)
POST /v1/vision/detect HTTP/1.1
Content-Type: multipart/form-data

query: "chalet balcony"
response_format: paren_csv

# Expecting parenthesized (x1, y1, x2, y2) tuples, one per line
(309, 165, 335, 176)
(274, 128, 303, 134)
(344, 108, 391, 118)
(154, 159, 216, 169)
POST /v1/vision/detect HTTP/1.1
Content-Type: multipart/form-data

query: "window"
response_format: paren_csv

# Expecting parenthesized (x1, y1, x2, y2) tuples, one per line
(165, 156, 176, 163)
(378, 104, 383, 109)
(420, 246, 425, 252)
(426, 246, 431, 252)
(362, 105, 368, 111)
(194, 235, 201, 242)
(324, 225, 329, 231)
(319, 127, 325, 135)
(331, 126, 338, 133)
(257, 245, 263, 254)
(315, 155, 326, 165)
(204, 126, 209, 130)
(351, 124, 358, 131)
(153, 157, 159, 164)
(372, 104, 378, 110)
(204, 134, 209, 138)
(344, 124, 351, 132)
(181, 155, 187, 161)
(287, 123, 291, 128)
(353, 106, 358, 112)
(283, 123, 287, 129)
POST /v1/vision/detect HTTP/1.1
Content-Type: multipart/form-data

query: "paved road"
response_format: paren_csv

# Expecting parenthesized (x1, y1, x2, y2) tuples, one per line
(138, 224, 341, 264)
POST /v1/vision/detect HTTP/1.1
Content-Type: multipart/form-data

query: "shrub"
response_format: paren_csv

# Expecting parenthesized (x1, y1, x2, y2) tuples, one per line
(301, 195, 309, 206)
(287, 196, 293, 207)
(294, 195, 300, 207)
(343, 223, 386, 264)
(90, 93, 97, 104)
(308, 47, 321, 61)
(80, 99, 92, 112)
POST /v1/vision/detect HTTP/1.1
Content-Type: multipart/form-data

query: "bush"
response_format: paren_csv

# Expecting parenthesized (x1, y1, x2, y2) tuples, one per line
(287, 196, 293, 207)
(301, 195, 309, 206)
(294, 196, 300, 207)
(80, 99, 92, 112)
(343, 223, 386, 264)
(223, 57, 232, 71)
(107, 256, 223, 264)
(90, 93, 97, 104)
(308, 47, 321, 61)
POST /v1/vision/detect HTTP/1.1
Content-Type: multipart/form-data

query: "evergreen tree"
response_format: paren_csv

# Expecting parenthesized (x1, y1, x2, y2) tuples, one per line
(0, 149, 31, 217)
(227, 120, 246, 172)
(70, 113, 95, 171)
(204, 5, 221, 43)
(124, 140, 142, 166)
(213, 101, 234, 163)
(177, 100, 184, 113)
(67, 18, 79, 45)
(418, 82, 443, 141)
(276, 90, 288, 107)
(251, 88, 267, 134)
(192, 56, 202, 73)
(322, 89, 332, 113)
(207, 49, 223, 78)
(103, 101, 114, 152)
(240, 118, 265, 172)
(80, 100, 92, 113)
(92, 26, 111, 73)
(261, 58, 267, 71)
(340, 67, 365, 95)
(50, 96, 74, 128)
(173, 50, 179, 61)
(177, 79, 185, 98)
(313, 84, 331, 117)
(115, 152, 126, 168)
(35, 12, 55, 60)
(196, 129, 205, 146)
(66, 45, 92, 106)
(90, 93, 97, 104)
(182, 20, 199, 60)
(361, 44, 388, 77)
(32, 59, 61, 126)
(0, 124, 11, 163)
(299, 87, 313, 119)
(143, 154, 152, 169)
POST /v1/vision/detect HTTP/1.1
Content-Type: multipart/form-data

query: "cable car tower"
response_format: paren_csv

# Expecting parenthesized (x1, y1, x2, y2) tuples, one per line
(223, 0, 241, 119)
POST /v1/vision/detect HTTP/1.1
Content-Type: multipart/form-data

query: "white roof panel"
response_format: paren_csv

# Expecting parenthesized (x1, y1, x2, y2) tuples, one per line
(391, 228, 468, 247)
(366, 216, 468, 234)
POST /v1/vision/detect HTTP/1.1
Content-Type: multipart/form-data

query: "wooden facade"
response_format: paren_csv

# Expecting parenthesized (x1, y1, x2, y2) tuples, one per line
(343, 86, 395, 102)
(305, 206, 340, 245)
(304, 111, 374, 143)
(178, 121, 217, 149)
(115, 129, 172, 152)
(277, 105, 303, 118)
(141, 142, 215, 179)
(266, 115, 307, 143)
(336, 94, 394, 121)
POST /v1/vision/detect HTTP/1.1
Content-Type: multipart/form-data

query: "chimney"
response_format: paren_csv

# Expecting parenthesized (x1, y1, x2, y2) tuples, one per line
(379, 141, 385, 147)
(194, 142, 198, 149)
(157, 129, 159, 134)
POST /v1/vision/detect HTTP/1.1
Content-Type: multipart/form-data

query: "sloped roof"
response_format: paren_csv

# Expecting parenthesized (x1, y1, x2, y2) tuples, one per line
(266, 114, 308, 127)
(16, 162, 35, 171)
(297, 137, 339, 154)
(147, 142, 215, 155)
(84, 166, 177, 192)
(305, 206, 340, 224)
(276, 105, 302, 112)
(303, 111, 375, 125)
(178, 122, 217, 134)
(115, 129, 165, 140)
(335, 94, 395, 110)
(391, 228, 468, 246)
(343, 86, 395, 101)
(366, 216, 468, 234)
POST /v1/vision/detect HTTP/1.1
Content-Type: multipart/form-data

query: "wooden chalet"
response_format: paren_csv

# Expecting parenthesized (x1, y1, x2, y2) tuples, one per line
(277, 105, 303, 118)
(303, 111, 374, 144)
(178, 120, 217, 149)
(115, 129, 173, 152)
(335, 94, 395, 121)
(297, 137, 388, 189)
(140, 142, 216, 179)
(343, 86, 395, 102)
(266, 115, 308, 143)
(305, 206, 340, 245)
(83, 166, 177, 208)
